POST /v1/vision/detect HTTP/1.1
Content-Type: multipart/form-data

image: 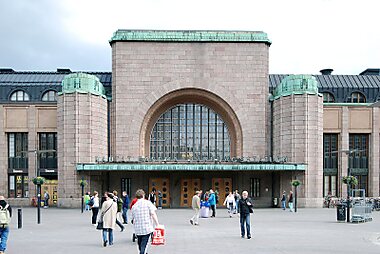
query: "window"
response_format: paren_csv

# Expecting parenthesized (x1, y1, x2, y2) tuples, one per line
(39, 133, 57, 169)
(323, 134, 338, 196)
(121, 178, 132, 196)
(9, 174, 29, 198)
(42, 90, 57, 101)
(10, 90, 30, 101)
(323, 92, 335, 103)
(349, 134, 369, 194)
(250, 178, 260, 198)
(8, 133, 28, 169)
(350, 92, 366, 103)
(150, 103, 231, 160)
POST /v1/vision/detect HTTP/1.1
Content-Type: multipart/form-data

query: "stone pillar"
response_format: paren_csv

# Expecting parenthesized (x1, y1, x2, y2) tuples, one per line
(0, 106, 6, 197)
(272, 75, 323, 207)
(340, 107, 349, 197)
(28, 105, 37, 200)
(57, 73, 108, 208)
(369, 107, 379, 197)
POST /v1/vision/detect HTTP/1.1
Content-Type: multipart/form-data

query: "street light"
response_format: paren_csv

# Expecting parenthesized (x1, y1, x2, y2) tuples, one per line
(22, 149, 56, 224)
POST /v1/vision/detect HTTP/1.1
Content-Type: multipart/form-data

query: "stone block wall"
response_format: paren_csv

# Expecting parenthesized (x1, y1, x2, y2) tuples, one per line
(273, 94, 324, 207)
(57, 93, 108, 207)
(111, 41, 270, 159)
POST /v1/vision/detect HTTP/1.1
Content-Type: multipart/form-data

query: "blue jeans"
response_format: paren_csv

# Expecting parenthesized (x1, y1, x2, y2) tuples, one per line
(137, 233, 151, 254)
(282, 200, 286, 210)
(122, 207, 128, 223)
(0, 226, 10, 252)
(240, 213, 251, 237)
(102, 229, 113, 244)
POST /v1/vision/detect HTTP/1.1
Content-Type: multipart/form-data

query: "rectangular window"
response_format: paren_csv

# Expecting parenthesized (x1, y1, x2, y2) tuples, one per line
(8, 133, 28, 169)
(349, 134, 369, 194)
(323, 134, 338, 197)
(39, 133, 57, 169)
(250, 178, 260, 198)
(8, 174, 28, 198)
(121, 178, 132, 196)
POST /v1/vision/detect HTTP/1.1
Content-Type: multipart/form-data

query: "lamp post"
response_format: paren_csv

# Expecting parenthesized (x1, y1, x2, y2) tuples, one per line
(79, 179, 87, 213)
(291, 180, 301, 213)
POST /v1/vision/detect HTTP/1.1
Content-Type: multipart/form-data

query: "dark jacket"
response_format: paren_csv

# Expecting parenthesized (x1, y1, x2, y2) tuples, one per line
(0, 200, 12, 217)
(288, 194, 293, 203)
(239, 198, 253, 215)
(281, 194, 286, 202)
(123, 195, 130, 209)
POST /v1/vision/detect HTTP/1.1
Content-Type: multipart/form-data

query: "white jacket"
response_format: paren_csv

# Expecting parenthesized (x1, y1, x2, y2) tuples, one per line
(223, 195, 236, 208)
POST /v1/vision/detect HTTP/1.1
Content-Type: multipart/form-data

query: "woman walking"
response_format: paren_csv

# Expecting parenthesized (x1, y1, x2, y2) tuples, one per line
(223, 192, 236, 217)
(99, 192, 118, 247)
(288, 191, 294, 212)
(91, 191, 100, 225)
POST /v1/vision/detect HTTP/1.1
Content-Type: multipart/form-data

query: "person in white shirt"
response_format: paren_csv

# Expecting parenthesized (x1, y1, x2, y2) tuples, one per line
(131, 189, 160, 254)
(91, 191, 100, 225)
(223, 192, 236, 217)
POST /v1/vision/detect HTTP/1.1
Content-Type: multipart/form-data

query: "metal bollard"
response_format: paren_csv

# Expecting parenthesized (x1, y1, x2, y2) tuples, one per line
(18, 208, 22, 229)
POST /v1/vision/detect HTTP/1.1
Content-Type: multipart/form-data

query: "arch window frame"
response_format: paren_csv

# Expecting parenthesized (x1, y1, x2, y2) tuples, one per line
(322, 92, 335, 103)
(10, 90, 30, 102)
(41, 90, 57, 102)
(350, 92, 366, 103)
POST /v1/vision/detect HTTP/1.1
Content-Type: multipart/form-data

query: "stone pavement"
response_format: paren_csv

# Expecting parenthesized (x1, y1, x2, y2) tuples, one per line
(5, 207, 380, 254)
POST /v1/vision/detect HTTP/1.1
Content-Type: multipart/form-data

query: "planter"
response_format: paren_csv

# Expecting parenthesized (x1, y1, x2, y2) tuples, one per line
(32, 177, 46, 185)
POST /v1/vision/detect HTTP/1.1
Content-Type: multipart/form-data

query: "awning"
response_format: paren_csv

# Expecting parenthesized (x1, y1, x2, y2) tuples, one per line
(76, 163, 306, 171)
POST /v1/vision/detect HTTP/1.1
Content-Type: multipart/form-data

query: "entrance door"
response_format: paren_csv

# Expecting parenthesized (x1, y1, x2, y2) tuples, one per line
(149, 178, 170, 207)
(212, 178, 232, 206)
(41, 180, 58, 206)
(180, 178, 201, 207)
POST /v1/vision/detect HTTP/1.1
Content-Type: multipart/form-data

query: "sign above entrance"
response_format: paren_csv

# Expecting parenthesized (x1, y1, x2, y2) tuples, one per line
(76, 163, 306, 171)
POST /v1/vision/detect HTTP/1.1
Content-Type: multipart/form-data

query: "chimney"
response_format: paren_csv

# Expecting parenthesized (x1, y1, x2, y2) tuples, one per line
(0, 68, 15, 73)
(57, 68, 72, 73)
(320, 69, 333, 75)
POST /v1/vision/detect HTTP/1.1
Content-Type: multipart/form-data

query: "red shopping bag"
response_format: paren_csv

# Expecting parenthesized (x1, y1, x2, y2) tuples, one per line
(152, 225, 165, 245)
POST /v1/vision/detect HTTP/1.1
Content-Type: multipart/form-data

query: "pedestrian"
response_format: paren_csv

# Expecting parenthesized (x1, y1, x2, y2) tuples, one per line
(131, 189, 160, 254)
(223, 192, 235, 217)
(112, 190, 125, 232)
(281, 191, 286, 210)
(84, 192, 91, 211)
(157, 191, 163, 209)
(288, 191, 294, 212)
(149, 188, 156, 206)
(234, 190, 240, 213)
(91, 191, 100, 225)
(122, 191, 130, 224)
(130, 196, 138, 242)
(44, 191, 50, 208)
(0, 196, 12, 254)
(190, 190, 201, 225)
(99, 192, 118, 247)
(208, 189, 216, 217)
(238, 191, 253, 239)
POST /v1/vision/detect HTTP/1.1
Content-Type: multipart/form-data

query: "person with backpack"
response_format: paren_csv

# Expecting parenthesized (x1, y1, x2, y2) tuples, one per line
(0, 196, 12, 254)
(112, 191, 125, 232)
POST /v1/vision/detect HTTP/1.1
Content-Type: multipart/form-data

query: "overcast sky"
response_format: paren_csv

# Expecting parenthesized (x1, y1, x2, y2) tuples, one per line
(0, 0, 379, 74)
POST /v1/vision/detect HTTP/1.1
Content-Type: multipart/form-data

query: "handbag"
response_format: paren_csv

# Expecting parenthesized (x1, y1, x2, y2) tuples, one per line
(96, 203, 113, 230)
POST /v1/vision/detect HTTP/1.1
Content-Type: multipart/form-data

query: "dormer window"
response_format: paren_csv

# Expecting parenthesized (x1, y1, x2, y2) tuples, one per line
(10, 90, 30, 101)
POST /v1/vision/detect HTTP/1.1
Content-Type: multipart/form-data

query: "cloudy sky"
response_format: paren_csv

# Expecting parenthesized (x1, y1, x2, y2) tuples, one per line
(0, 0, 379, 74)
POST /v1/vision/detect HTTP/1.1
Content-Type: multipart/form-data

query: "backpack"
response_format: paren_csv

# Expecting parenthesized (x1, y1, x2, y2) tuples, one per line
(117, 197, 123, 212)
(0, 204, 11, 227)
(88, 197, 94, 207)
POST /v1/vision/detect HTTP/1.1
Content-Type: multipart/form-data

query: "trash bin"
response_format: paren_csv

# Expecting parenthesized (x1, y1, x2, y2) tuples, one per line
(336, 204, 346, 222)
(200, 201, 210, 218)
(273, 198, 278, 208)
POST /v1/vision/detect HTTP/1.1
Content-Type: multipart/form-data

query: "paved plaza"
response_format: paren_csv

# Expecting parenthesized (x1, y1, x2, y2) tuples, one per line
(5, 207, 380, 254)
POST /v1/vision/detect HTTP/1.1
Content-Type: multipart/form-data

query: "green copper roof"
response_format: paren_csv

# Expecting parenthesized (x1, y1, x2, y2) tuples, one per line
(76, 163, 306, 171)
(272, 75, 319, 100)
(60, 73, 106, 97)
(110, 30, 271, 44)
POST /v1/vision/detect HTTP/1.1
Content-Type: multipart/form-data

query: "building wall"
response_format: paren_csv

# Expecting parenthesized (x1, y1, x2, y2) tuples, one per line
(273, 94, 324, 207)
(111, 41, 270, 160)
(57, 93, 108, 207)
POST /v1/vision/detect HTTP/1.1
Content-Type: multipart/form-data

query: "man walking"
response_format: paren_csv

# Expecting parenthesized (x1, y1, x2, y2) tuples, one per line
(288, 191, 294, 212)
(190, 191, 201, 225)
(122, 191, 130, 224)
(281, 191, 286, 210)
(208, 189, 216, 217)
(132, 189, 160, 254)
(0, 196, 12, 254)
(238, 191, 253, 239)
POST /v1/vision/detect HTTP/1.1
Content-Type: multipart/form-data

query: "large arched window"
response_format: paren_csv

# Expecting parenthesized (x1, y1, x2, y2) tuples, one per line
(42, 90, 57, 101)
(350, 92, 366, 103)
(150, 103, 231, 160)
(10, 90, 30, 101)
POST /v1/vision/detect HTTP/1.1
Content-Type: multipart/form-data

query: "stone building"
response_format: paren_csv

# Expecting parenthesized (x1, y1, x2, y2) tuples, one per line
(0, 30, 379, 208)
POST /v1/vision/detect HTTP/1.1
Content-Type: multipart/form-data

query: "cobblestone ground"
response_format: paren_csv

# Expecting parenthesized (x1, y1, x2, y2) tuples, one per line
(5, 207, 380, 254)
